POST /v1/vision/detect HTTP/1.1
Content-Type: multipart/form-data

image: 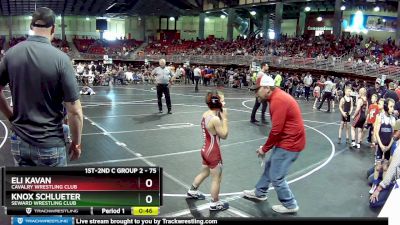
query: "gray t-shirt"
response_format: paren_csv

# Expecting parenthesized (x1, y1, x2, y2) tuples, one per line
(152, 66, 172, 84)
(0, 35, 79, 148)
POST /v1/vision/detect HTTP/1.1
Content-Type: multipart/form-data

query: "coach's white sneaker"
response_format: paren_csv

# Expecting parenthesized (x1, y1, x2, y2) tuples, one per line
(272, 205, 299, 214)
(243, 189, 268, 201)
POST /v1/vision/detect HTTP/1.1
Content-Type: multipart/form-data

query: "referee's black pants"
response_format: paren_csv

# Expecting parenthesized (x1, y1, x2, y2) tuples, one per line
(318, 91, 332, 112)
(157, 84, 171, 112)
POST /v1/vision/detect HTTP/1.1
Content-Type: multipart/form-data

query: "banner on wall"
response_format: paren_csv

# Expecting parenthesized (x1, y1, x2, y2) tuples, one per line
(365, 15, 397, 32)
(344, 13, 397, 33)
(307, 26, 333, 31)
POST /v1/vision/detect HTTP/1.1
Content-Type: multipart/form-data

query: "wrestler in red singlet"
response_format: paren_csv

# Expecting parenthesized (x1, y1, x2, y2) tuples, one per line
(200, 114, 222, 168)
(186, 91, 229, 211)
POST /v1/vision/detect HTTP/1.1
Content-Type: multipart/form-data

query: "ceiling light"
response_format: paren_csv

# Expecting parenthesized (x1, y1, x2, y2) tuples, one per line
(374, 6, 380, 12)
(317, 16, 322, 22)
(340, 6, 346, 11)
(305, 7, 311, 12)
(250, 11, 256, 16)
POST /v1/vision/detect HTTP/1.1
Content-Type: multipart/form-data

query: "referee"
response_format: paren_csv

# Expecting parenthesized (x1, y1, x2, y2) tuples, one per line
(152, 59, 173, 114)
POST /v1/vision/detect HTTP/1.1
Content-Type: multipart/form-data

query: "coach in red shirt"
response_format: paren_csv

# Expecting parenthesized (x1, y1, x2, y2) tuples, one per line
(243, 75, 306, 214)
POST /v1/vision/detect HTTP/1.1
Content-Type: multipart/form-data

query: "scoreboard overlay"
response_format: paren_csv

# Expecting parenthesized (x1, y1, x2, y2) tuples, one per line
(1, 167, 162, 216)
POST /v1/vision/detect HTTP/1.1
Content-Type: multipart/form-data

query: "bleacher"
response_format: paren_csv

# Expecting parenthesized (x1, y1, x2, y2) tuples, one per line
(73, 38, 97, 52)
(73, 38, 142, 56)
(144, 37, 264, 56)
(8, 36, 70, 54)
(9, 36, 27, 47)
(145, 39, 203, 55)
(144, 34, 357, 58)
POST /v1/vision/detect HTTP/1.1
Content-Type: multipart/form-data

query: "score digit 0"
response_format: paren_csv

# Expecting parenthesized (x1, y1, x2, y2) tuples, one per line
(145, 195, 152, 203)
(145, 179, 152, 187)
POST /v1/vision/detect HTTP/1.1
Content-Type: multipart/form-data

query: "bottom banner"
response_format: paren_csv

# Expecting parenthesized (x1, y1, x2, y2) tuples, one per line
(73, 218, 387, 225)
(10, 217, 388, 225)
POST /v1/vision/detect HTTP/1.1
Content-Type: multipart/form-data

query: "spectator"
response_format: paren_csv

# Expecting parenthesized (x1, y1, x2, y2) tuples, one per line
(193, 65, 201, 92)
(274, 72, 282, 88)
(338, 88, 353, 144)
(80, 86, 96, 95)
(313, 84, 321, 109)
(0, 7, 83, 166)
(370, 98, 396, 194)
(370, 120, 400, 208)
(250, 62, 269, 124)
(351, 88, 368, 149)
(367, 78, 386, 105)
(303, 73, 313, 101)
(384, 82, 399, 103)
(365, 94, 380, 147)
